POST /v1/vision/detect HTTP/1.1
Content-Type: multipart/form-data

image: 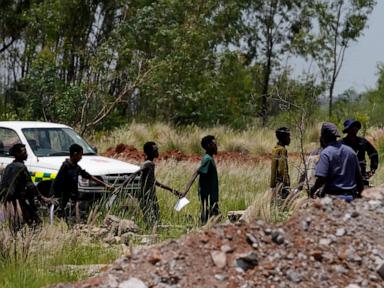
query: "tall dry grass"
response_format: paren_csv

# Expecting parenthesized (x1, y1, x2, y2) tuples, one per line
(92, 122, 320, 156)
(0, 221, 119, 288)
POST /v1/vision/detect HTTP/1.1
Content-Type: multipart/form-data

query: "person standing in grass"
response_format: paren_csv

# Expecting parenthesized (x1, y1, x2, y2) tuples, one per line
(127, 141, 182, 227)
(52, 143, 111, 221)
(0, 143, 54, 230)
(341, 119, 378, 187)
(270, 127, 291, 198)
(183, 135, 219, 224)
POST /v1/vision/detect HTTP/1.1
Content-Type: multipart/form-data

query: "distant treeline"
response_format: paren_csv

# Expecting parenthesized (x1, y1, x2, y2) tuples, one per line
(0, 0, 379, 132)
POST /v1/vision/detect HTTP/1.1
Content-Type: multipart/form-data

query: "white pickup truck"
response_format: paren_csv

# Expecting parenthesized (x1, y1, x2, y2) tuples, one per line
(0, 121, 140, 201)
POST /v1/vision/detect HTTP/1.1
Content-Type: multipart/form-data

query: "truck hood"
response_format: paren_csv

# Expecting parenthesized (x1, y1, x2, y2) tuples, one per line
(29, 155, 140, 175)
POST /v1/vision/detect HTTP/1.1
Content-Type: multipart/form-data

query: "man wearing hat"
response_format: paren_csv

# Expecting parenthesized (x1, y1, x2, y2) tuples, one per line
(310, 122, 363, 199)
(341, 119, 378, 186)
(270, 127, 291, 198)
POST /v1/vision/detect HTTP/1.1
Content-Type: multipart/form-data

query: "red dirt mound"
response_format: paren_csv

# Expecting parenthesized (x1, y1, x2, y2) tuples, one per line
(102, 143, 302, 165)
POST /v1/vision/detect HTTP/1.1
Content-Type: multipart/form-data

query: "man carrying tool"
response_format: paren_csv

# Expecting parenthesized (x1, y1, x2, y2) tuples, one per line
(310, 123, 364, 200)
(183, 135, 219, 224)
(125, 141, 182, 227)
(0, 143, 54, 230)
(341, 119, 378, 187)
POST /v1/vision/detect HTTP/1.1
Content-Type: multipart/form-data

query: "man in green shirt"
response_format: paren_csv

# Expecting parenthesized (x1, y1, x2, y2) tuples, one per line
(183, 135, 219, 224)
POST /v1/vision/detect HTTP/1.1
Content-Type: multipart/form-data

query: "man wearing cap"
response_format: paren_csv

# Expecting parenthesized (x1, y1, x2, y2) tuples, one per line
(310, 122, 364, 199)
(341, 119, 378, 186)
(271, 127, 291, 198)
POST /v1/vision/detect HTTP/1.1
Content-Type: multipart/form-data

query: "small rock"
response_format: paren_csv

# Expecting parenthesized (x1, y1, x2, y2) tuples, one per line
(240, 283, 254, 288)
(286, 270, 302, 283)
(321, 196, 333, 206)
(200, 234, 210, 243)
(148, 249, 161, 265)
(343, 213, 351, 221)
(235, 252, 258, 271)
(118, 277, 148, 288)
(311, 250, 323, 261)
(214, 274, 227, 281)
(351, 211, 359, 218)
(369, 274, 380, 281)
(286, 253, 294, 260)
(319, 238, 331, 246)
(345, 284, 360, 288)
(377, 263, 384, 279)
(271, 231, 284, 245)
(368, 200, 382, 210)
(336, 228, 346, 237)
(221, 244, 234, 253)
(246, 233, 258, 247)
(333, 265, 348, 274)
(319, 273, 329, 281)
(211, 251, 227, 268)
(264, 228, 272, 235)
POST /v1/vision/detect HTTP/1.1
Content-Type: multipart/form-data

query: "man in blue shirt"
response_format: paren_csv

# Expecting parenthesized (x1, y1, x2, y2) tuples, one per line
(310, 123, 363, 199)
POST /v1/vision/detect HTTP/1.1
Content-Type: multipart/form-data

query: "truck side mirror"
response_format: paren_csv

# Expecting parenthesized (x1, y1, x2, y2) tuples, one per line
(93, 146, 98, 153)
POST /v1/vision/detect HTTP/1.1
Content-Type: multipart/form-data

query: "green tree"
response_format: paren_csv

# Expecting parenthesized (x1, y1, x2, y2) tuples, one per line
(237, 0, 313, 125)
(309, 0, 376, 117)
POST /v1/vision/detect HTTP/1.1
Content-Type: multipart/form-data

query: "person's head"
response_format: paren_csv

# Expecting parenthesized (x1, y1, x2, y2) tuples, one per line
(69, 143, 84, 163)
(342, 119, 361, 137)
(201, 135, 217, 155)
(320, 122, 340, 147)
(143, 141, 159, 159)
(275, 127, 291, 146)
(9, 143, 27, 161)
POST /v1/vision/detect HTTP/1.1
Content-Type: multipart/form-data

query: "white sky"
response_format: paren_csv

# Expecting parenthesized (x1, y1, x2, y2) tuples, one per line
(332, 1, 384, 94)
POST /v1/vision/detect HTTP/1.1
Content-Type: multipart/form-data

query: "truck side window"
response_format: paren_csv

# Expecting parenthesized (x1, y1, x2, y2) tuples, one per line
(0, 128, 22, 157)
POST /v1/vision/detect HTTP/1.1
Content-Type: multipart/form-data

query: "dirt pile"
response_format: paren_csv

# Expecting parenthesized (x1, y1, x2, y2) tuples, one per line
(102, 143, 301, 164)
(56, 196, 384, 288)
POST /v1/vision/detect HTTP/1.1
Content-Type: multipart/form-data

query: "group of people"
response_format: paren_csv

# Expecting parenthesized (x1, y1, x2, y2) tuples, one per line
(0, 119, 377, 231)
(0, 135, 220, 229)
(271, 119, 378, 200)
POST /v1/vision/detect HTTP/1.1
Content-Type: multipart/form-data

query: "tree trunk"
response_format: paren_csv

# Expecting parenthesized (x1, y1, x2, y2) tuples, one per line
(328, 81, 334, 118)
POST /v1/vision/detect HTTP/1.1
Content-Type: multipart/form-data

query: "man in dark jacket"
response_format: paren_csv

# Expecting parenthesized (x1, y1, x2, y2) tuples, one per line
(341, 119, 378, 186)
(52, 143, 111, 221)
(0, 143, 52, 230)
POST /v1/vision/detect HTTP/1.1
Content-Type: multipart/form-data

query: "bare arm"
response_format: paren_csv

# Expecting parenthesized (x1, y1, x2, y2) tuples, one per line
(309, 176, 326, 198)
(89, 175, 113, 189)
(156, 180, 182, 197)
(183, 169, 199, 197)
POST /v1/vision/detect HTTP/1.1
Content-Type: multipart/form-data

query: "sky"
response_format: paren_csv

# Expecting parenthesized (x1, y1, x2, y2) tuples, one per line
(331, 1, 384, 95)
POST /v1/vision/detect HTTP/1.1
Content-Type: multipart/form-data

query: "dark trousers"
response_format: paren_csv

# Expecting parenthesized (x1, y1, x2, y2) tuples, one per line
(137, 188, 160, 226)
(5, 199, 41, 232)
(199, 191, 219, 224)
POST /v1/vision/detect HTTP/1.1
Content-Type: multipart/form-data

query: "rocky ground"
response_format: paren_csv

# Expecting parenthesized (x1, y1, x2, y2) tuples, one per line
(54, 188, 384, 288)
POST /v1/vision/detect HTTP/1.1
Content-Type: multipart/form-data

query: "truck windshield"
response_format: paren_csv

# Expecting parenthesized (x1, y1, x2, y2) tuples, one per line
(22, 128, 96, 157)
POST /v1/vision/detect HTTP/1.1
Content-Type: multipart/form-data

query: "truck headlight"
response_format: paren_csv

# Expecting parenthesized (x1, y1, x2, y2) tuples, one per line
(78, 176, 90, 187)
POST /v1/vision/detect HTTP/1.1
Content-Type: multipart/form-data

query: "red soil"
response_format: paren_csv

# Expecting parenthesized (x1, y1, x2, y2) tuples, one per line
(102, 143, 302, 165)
